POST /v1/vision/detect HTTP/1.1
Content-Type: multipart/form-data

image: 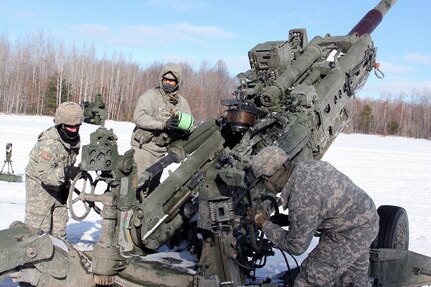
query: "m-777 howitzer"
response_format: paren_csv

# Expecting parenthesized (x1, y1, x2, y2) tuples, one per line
(2, 1, 431, 286)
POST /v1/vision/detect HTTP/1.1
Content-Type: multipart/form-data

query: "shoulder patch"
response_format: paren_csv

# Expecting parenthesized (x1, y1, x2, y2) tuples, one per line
(40, 151, 52, 161)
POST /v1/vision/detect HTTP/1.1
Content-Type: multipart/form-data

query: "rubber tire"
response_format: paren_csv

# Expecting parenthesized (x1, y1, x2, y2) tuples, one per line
(374, 205, 409, 250)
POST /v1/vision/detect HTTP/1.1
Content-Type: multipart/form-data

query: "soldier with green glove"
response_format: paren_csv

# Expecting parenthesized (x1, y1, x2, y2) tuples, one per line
(131, 63, 193, 188)
(248, 146, 379, 287)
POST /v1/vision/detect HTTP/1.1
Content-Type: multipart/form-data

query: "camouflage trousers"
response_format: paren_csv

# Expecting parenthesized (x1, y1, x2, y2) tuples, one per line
(24, 177, 68, 240)
(294, 222, 379, 287)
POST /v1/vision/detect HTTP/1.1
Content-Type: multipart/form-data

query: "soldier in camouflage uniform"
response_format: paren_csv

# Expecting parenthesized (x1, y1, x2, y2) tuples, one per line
(131, 63, 193, 183)
(25, 102, 84, 240)
(249, 146, 379, 287)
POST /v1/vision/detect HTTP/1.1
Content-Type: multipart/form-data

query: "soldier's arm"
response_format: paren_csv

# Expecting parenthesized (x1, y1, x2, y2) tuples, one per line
(133, 91, 169, 130)
(262, 200, 320, 256)
(178, 96, 192, 116)
(36, 140, 67, 187)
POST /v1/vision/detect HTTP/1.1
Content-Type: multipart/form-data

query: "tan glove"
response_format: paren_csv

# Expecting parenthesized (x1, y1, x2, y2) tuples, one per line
(247, 206, 269, 228)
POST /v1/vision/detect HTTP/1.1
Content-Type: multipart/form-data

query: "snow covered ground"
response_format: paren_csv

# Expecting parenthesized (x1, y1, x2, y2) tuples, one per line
(0, 114, 430, 286)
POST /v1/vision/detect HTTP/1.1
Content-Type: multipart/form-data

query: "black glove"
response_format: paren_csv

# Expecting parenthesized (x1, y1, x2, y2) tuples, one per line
(64, 166, 81, 180)
(270, 213, 290, 226)
(165, 115, 180, 130)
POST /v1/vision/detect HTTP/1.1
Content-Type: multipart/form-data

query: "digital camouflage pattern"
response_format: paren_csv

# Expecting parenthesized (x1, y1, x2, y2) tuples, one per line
(25, 126, 80, 239)
(250, 146, 289, 178)
(261, 160, 379, 287)
(54, 102, 84, 126)
(131, 63, 192, 180)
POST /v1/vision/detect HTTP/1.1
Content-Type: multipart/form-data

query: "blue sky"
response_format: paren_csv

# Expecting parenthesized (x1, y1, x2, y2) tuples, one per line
(0, 0, 429, 99)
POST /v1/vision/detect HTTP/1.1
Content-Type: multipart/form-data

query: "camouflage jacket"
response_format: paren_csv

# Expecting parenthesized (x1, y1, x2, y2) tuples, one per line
(25, 126, 80, 189)
(131, 63, 192, 149)
(132, 87, 191, 131)
(262, 160, 378, 255)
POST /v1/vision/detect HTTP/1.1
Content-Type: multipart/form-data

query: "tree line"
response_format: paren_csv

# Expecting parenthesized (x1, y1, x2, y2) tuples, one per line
(0, 32, 430, 139)
(345, 92, 431, 139)
(0, 32, 235, 123)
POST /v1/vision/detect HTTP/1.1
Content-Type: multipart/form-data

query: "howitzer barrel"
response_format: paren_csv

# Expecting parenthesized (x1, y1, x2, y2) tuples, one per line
(169, 118, 220, 157)
(348, 0, 397, 36)
(141, 119, 220, 181)
(138, 127, 225, 249)
(149, 128, 224, 206)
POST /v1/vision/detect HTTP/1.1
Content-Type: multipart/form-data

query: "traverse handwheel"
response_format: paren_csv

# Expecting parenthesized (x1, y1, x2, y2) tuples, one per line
(67, 171, 95, 221)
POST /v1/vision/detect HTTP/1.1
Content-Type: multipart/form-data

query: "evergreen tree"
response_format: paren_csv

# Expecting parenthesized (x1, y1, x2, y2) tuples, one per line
(44, 73, 71, 115)
(387, 120, 399, 135)
(359, 104, 374, 134)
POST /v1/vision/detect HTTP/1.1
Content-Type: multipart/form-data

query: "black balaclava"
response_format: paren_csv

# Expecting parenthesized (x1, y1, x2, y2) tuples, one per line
(162, 83, 178, 94)
(57, 124, 80, 146)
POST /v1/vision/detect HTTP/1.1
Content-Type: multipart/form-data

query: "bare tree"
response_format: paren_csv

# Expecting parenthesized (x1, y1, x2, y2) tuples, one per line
(1, 31, 430, 139)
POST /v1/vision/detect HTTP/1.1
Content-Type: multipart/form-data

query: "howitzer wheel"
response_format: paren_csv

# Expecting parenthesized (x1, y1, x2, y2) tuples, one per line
(90, 177, 107, 215)
(68, 171, 95, 221)
(373, 205, 409, 250)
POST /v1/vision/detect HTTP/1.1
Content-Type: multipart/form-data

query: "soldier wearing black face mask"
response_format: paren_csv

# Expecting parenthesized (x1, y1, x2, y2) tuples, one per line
(131, 63, 193, 186)
(25, 102, 84, 240)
